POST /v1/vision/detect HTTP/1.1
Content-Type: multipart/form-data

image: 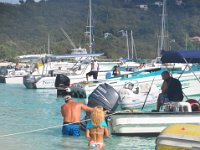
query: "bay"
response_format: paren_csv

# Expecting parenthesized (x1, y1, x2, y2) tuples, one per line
(0, 84, 156, 150)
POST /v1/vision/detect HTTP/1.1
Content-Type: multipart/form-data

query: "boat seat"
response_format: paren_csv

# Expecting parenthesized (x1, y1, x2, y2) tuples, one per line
(163, 102, 192, 112)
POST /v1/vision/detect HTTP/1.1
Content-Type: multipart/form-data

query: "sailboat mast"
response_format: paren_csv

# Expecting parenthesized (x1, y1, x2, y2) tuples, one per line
(131, 30, 134, 60)
(47, 34, 50, 54)
(126, 31, 130, 60)
(89, 0, 93, 54)
(159, 0, 167, 56)
(131, 30, 137, 60)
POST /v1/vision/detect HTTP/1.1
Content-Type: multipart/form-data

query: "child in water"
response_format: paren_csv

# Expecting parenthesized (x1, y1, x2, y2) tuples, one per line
(86, 106, 109, 149)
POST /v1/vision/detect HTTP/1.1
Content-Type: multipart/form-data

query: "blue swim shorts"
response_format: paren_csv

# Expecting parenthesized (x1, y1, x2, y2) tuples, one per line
(62, 123, 80, 136)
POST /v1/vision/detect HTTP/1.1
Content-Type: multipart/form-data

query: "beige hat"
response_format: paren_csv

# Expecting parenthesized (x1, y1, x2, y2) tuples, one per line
(64, 95, 72, 102)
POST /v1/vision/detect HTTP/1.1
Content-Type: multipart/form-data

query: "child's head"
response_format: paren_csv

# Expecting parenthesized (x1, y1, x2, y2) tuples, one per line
(91, 106, 105, 127)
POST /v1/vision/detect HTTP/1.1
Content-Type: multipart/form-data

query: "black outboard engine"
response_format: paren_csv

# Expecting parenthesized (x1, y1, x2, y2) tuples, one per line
(81, 83, 121, 130)
(0, 67, 7, 83)
(55, 74, 71, 97)
(23, 75, 37, 89)
(87, 83, 120, 112)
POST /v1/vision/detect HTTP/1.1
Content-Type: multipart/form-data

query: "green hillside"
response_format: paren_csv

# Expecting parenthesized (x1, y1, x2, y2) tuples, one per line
(0, 0, 200, 60)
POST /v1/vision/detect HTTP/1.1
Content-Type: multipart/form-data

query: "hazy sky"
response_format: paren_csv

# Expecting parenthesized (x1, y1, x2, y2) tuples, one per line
(0, 0, 41, 4)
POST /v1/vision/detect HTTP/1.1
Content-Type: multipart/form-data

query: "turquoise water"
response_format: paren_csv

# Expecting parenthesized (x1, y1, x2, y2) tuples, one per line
(0, 84, 156, 150)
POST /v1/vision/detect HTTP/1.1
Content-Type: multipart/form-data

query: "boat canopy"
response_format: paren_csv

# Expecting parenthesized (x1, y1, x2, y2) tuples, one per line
(17, 53, 104, 62)
(161, 50, 200, 63)
(49, 53, 104, 59)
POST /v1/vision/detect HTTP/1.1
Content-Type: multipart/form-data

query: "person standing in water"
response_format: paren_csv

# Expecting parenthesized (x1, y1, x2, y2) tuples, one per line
(61, 95, 93, 136)
(86, 106, 109, 149)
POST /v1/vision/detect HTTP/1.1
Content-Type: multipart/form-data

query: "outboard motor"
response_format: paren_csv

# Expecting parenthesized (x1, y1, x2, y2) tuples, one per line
(55, 74, 71, 97)
(23, 75, 37, 89)
(0, 67, 7, 83)
(0, 66, 8, 76)
(81, 83, 121, 130)
(87, 83, 120, 112)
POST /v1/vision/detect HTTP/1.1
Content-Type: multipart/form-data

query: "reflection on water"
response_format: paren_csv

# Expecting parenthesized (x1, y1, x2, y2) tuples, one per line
(0, 84, 156, 150)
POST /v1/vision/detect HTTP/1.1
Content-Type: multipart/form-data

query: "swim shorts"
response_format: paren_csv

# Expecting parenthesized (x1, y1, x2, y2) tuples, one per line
(62, 123, 80, 136)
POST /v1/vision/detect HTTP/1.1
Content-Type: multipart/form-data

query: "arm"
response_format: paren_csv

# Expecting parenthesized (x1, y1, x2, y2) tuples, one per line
(97, 63, 99, 71)
(104, 127, 109, 138)
(60, 105, 64, 117)
(86, 129, 91, 139)
(81, 103, 94, 112)
(161, 81, 168, 93)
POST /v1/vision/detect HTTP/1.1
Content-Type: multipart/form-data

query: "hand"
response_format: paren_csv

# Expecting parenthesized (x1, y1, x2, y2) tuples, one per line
(104, 110, 110, 114)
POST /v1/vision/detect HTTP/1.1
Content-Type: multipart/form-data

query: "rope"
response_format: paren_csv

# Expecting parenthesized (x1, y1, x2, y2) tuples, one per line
(0, 112, 119, 138)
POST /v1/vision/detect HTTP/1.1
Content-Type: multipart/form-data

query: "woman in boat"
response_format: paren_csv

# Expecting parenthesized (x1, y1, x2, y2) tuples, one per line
(86, 106, 109, 149)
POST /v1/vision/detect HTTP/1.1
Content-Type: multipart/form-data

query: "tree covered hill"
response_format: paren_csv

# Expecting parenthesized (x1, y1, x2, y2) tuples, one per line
(0, 0, 200, 60)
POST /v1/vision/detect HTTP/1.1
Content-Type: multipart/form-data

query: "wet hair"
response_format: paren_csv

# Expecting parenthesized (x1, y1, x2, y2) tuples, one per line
(91, 106, 104, 127)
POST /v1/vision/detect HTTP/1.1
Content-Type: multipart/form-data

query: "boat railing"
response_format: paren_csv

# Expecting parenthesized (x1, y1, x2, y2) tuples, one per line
(163, 102, 192, 112)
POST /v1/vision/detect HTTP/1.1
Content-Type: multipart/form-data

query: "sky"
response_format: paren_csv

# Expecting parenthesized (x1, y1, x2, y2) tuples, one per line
(0, 0, 41, 4)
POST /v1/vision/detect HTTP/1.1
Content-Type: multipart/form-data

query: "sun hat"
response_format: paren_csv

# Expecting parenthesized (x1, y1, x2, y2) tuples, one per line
(64, 95, 72, 102)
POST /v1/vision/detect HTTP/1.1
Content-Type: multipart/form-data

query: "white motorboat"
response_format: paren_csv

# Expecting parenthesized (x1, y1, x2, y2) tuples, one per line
(23, 53, 117, 89)
(108, 103, 200, 136)
(118, 82, 159, 109)
(71, 63, 200, 100)
(108, 50, 200, 136)
(118, 68, 200, 109)
(70, 67, 162, 98)
(0, 67, 30, 84)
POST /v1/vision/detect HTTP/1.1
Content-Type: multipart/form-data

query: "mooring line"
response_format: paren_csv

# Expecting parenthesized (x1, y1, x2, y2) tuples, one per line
(0, 112, 120, 138)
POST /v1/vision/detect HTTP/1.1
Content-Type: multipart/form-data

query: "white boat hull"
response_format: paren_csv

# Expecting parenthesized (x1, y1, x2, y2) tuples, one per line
(109, 112, 200, 136)
(5, 76, 24, 84)
(71, 70, 200, 101)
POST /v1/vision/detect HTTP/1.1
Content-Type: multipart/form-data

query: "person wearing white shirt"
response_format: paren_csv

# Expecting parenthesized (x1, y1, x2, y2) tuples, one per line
(86, 59, 99, 81)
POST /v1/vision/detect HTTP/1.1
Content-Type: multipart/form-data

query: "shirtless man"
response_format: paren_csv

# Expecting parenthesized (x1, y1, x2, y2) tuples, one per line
(61, 95, 93, 136)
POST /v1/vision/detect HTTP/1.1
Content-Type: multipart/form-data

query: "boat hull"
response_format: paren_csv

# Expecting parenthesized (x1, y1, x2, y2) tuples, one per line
(109, 112, 200, 136)
(156, 124, 200, 150)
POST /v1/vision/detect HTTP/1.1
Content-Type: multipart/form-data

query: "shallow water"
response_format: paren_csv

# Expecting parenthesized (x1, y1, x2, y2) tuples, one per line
(0, 84, 156, 150)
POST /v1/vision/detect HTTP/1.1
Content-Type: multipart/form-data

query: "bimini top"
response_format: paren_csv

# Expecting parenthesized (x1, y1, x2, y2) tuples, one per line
(161, 50, 200, 63)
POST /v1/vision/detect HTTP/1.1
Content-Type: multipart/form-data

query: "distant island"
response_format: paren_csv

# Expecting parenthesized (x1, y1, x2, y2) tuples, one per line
(0, 0, 199, 61)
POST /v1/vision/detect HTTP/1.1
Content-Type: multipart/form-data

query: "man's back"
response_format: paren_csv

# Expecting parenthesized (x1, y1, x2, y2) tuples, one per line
(166, 77, 183, 102)
(61, 101, 82, 123)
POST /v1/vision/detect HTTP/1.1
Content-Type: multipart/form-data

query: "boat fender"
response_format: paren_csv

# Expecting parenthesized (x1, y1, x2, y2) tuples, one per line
(186, 99, 200, 111)
(65, 87, 71, 93)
